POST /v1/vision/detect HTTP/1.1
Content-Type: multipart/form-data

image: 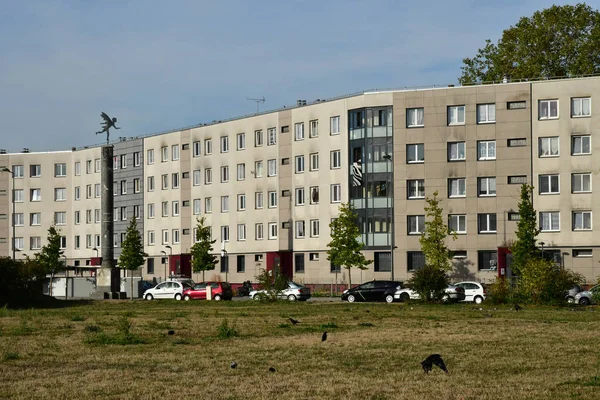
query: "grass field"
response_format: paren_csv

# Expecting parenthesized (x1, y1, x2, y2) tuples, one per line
(0, 299, 599, 400)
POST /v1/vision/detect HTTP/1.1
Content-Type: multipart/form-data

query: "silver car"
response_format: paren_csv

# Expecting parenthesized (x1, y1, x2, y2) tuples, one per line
(394, 285, 466, 302)
(575, 285, 599, 305)
(250, 281, 311, 301)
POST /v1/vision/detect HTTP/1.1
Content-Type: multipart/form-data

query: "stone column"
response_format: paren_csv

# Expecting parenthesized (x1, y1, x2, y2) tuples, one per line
(96, 145, 117, 294)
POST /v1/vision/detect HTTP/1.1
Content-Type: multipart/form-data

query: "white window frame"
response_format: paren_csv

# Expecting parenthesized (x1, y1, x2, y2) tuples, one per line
(309, 153, 319, 171)
(539, 99, 559, 120)
(162, 230, 169, 245)
(30, 236, 41, 250)
(172, 229, 180, 244)
(221, 196, 229, 213)
(171, 145, 179, 161)
(295, 187, 305, 206)
(205, 168, 212, 184)
(477, 140, 496, 160)
(408, 215, 425, 235)
(148, 231, 155, 246)
(161, 201, 168, 217)
(572, 173, 592, 193)
(478, 213, 497, 233)
(147, 203, 155, 219)
(133, 152, 140, 167)
(193, 141, 201, 157)
(448, 105, 465, 125)
(539, 137, 560, 157)
(147, 149, 154, 165)
(255, 192, 264, 209)
(237, 224, 246, 241)
(407, 179, 425, 199)
(172, 201, 179, 216)
(237, 194, 246, 211)
(477, 104, 496, 124)
(310, 219, 319, 237)
(571, 135, 591, 155)
(161, 146, 168, 162)
(309, 120, 318, 138)
(539, 174, 560, 195)
(267, 128, 277, 145)
(331, 184, 341, 203)
(330, 150, 341, 169)
(237, 163, 245, 181)
(268, 222, 278, 239)
(295, 155, 305, 173)
(205, 139, 212, 155)
(478, 177, 496, 197)
(30, 212, 41, 226)
(406, 108, 424, 128)
(573, 211, 592, 231)
(193, 170, 201, 186)
(267, 159, 277, 177)
(254, 161, 263, 178)
(205, 197, 212, 213)
(295, 122, 304, 141)
(448, 142, 466, 161)
(221, 226, 230, 242)
(449, 214, 466, 234)
(571, 97, 591, 118)
(539, 211, 560, 232)
(220, 136, 229, 153)
(54, 163, 67, 177)
(295, 220, 305, 238)
(193, 199, 201, 215)
(54, 188, 67, 202)
(221, 166, 229, 183)
(236, 133, 246, 151)
(330, 116, 340, 135)
(268, 191, 277, 208)
(407, 143, 424, 163)
(449, 178, 466, 198)
(254, 130, 263, 147)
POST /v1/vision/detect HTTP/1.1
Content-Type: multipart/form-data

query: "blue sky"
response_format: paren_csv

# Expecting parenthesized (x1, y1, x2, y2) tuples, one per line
(0, 0, 591, 151)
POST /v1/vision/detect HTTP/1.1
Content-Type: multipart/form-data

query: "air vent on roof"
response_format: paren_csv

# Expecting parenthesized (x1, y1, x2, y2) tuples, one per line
(22, 148, 30, 153)
(0, 149, 6, 154)
(71, 147, 76, 151)
(447, 84, 455, 88)
(297, 100, 307, 106)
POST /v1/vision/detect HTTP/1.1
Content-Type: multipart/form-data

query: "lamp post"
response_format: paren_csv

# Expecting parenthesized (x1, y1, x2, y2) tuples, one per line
(1, 167, 15, 260)
(92, 247, 99, 258)
(221, 248, 228, 283)
(165, 245, 172, 277)
(539, 241, 545, 259)
(160, 250, 167, 281)
(63, 255, 68, 300)
(382, 154, 394, 281)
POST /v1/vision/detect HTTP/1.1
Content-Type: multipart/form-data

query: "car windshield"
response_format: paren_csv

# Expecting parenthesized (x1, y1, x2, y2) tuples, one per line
(288, 282, 304, 289)
(182, 282, 194, 289)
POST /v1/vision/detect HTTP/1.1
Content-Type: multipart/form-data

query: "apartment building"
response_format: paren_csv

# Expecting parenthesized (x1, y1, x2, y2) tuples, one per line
(1, 76, 599, 285)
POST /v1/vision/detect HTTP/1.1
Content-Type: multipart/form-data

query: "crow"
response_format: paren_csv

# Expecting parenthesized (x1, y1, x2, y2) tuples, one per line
(168, 330, 175, 335)
(514, 304, 523, 311)
(230, 362, 237, 369)
(322, 332, 328, 342)
(268, 367, 276, 373)
(421, 354, 448, 374)
(289, 318, 300, 325)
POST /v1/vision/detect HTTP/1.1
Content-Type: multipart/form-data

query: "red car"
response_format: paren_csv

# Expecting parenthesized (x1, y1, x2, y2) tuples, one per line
(183, 282, 233, 301)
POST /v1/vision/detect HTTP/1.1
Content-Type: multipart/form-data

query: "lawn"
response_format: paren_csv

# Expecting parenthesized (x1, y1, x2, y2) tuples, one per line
(0, 299, 599, 400)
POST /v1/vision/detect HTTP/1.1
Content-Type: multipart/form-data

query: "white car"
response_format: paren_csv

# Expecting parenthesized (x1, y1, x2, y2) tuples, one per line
(394, 285, 466, 302)
(143, 281, 192, 300)
(454, 281, 487, 304)
(249, 282, 311, 301)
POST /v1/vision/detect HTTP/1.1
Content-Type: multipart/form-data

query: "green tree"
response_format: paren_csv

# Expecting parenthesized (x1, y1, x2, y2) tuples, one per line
(409, 191, 455, 301)
(190, 217, 218, 282)
(118, 216, 148, 299)
(510, 184, 540, 276)
(459, 4, 600, 84)
(327, 202, 372, 289)
(35, 225, 64, 297)
(516, 258, 583, 304)
(254, 267, 289, 301)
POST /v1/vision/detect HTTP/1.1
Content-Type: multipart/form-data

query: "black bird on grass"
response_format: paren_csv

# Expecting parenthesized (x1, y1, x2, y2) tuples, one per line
(289, 318, 300, 325)
(514, 304, 523, 311)
(269, 367, 276, 373)
(168, 330, 175, 335)
(230, 362, 237, 369)
(421, 354, 448, 374)
(322, 332, 328, 342)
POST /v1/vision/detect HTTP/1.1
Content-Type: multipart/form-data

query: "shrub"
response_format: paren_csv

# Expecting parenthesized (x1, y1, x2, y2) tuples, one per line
(254, 268, 288, 302)
(409, 264, 448, 302)
(516, 258, 583, 304)
(217, 319, 239, 339)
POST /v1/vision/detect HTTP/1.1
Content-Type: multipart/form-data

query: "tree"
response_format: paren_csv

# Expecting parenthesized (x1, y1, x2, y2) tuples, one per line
(254, 267, 289, 301)
(118, 216, 147, 299)
(459, 4, 600, 84)
(409, 191, 455, 301)
(35, 225, 64, 297)
(510, 184, 540, 276)
(190, 217, 218, 282)
(327, 202, 372, 289)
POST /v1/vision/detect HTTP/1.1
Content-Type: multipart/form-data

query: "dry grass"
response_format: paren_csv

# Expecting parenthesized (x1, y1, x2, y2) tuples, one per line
(0, 300, 599, 399)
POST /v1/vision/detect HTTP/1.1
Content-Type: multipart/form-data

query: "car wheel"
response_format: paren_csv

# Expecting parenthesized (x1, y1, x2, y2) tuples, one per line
(214, 294, 222, 301)
(253, 294, 261, 301)
(474, 296, 483, 305)
(400, 293, 410, 302)
(442, 294, 450, 302)
(579, 297, 591, 306)
(566, 296, 575, 304)
(347, 294, 356, 303)
(174, 293, 182, 301)
(288, 294, 297, 301)
(385, 294, 394, 304)
(145, 293, 154, 301)
(183, 294, 191, 301)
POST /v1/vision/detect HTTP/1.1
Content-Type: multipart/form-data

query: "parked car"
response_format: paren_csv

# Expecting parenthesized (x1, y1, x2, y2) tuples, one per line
(143, 281, 193, 300)
(566, 285, 583, 304)
(167, 277, 195, 287)
(394, 285, 466, 302)
(249, 281, 311, 301)
(183, 282, 233, 301)
(575, 285, 599, 305)
(454, 281, 487, 304)
(341, 280, 404, 303)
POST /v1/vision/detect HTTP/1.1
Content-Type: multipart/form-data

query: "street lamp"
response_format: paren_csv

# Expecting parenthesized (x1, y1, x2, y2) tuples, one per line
(165, 245, 172, 277)
(221, 248, 228, 283)
(382, 154, 395, 281)
(160, 250, 167, 281)
(1, 167, 15, 260)
(92, 247, 99, 258)
(63, 255, 68, 300)
(539, 241, 545, 259)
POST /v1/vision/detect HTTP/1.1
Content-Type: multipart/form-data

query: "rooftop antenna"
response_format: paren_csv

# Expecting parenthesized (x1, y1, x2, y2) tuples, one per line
(247, 97, 265, 114)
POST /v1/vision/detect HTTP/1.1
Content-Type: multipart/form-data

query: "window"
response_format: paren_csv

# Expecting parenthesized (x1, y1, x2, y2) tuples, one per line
(572, 173, 592, 193)
(189, 169, 199, 186)
(30, 188, 41, 202)
(477, 104, 496, 123)
(573, 249, 593, 257)
(205, 197, 212, 213)
(236, 255, 246, 273)
(86, 160, 93, 174)
(94, 209, 101, 223)
(508, 176, 528, 185)
(309, 120, 318, 138)
(30, 213, 41, 226)
(120, 180, 127, 194)
(29, 164, 42, 177)
(87, 184, 93, 199)
(13, 213, 24, 226)
(190, 198, 200, 215)
(13, 189, 23, 203)
(255, 192, 264, 209)
(161, 201, 168, 217)
(54, 163, 67, 177)
(449, 214, 466, 234)
(295, 188, 305, 206)
(478, 177, 496, 197)
(448, 178, 466, 197)
(572, 97, 591, 117)
(295, 123, 304, 141)
(407, 180, 425, 199)
(221, 225, 230, 242)
(191, 141, 201, 157)
(147, 231, 155, 246)
(572, 136, 591, 155)
(120, 206, 127, 221)
(330, 116, 340, 135)
(220, 136, 229, 153)
(221, 166, 229, 183)
(573, 211, 592, 231)
(147, 149, 154, 164)
(72, 162, 80, 176)
(204, 139, 212, 155)
(268, 128, 277, 145)
(446, 142, 466, 161)
(508, 138, 527, 147)
(12, 165, 24, 178)
(133, 152, 140, 167)
(252, 130, 263, 147)
(204, 168, 212, 184)
(295, 253, 305, 273)
(308, 219, 320, 237)
(172, 201, 179, 216)
(85, 235, 92, 248)
(132, 178, 140, 193)
(508, 212, 520, 221)
(74, 211, 80, 225)
(133, 205, 140, 219)
(162, 229, 169, 244)
(237, 194, 246, 211)
(255, 223, 264, 240)
(236, 163, 245, 181)
(539, 174, 560, 194)
(144, 176, 154, 192)
(406, 108, 424, 127)
(54, 188, 67, 201)
(86, 210, 92, 224)
(295, 221, 305, 238)
(373, 252, 392, 272)
(477, 141, 496, 160)
(29, 236, 41, 250)
(172, 229, 180, 244)
(330, 150, 341, 169)
(478, 213, 497, 233)
(539, 137, 560, 157)
(120, 154, 127, 169)
(114, 207, 119, 221)
(407, 251, 425, 271)
(540, 211, 560, 231)
(268, 191, 277, 208)
(295, 155, 305, 173)
(331, 184, 341, 203)
(221, 196, 229, 213)
(406, 144, 424, 163)
(310, 186, 319, 204)
(539, 99, 559, 120)
(478, 251, 498, 270)
(408, 215, 425, 234)
(448, 105, 465, 125)
(171, 173, 179, 189)
(53, 211, 66, 226)
(268, 159, 277, 177)
(73, 186, 80, 201)
(268, 222, 278, 239)
(160, 146, 168, 162)
(93, 183, 100, 198)
(146, 203, 155, 219)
